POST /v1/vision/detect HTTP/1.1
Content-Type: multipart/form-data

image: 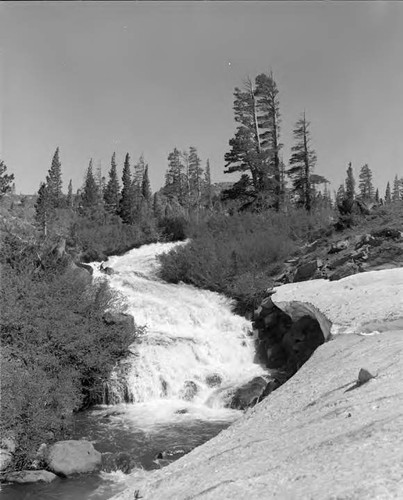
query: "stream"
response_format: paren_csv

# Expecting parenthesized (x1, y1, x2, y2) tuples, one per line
(2, 241, 266, 499)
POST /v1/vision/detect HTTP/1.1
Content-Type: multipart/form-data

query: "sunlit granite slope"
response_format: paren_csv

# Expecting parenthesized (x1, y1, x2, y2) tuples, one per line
(112, 268, 403, 500)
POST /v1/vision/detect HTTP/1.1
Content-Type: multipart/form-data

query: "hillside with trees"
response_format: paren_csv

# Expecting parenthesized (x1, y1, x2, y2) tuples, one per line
(1, 69, 402, 473)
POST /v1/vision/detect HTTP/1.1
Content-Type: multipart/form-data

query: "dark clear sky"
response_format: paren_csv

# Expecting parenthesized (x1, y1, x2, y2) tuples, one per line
(1, 1, 402, 195)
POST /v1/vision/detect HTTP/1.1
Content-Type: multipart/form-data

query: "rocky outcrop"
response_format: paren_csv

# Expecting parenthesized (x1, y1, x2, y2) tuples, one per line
(45, 440, 102, 476)
(271, 225, 403, 286)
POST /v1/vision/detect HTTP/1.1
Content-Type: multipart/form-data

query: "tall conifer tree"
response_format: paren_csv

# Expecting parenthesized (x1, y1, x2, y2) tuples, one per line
(358, 164, 374, 201)
(287, 112, 317, 212)
(104, 152, 121, 214)
(35, 182, 53, 236)
(46, 147, 63, 208)
(385, 181, 392, 204)
(82, 159, 99, 209)
(392, 174, 401, 201)
(345, 163, 355, 203)
(67, 180, 73, 208)
(119, 153, 134, 223)
(204, 159, 213, 208)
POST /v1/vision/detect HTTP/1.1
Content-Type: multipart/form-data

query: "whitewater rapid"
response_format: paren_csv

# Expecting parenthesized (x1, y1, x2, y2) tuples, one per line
(91, 241, 266, 413)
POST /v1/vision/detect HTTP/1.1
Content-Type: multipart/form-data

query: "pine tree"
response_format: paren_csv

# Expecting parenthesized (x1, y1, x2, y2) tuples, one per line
(0, 160, 15, 197)
(255, 72, 282, 209)
(164, 148, 185, 203)
(188, 146, 203, 208)
(204, 159, 213, 208)
(224, 79, 265, 193)
(345, 163, 355, 203)
(224, 72, 282, 209)
(141, 165, 152, 203)
(385, 181, 392, 204)
(46, 147, 63, 208)
(119, 153, 134, 223)
(358, 164, 374, 201)
(35, 182, 53, 236)
(81, 159, 99, 209)
(392, 174, 401, 202)
(153, 192, 164, 220)
(287, 112, 317, 212)
(375, 188, 380, 203)
(336, 184, 346, 207)
(104, 152, 121, 214)
(67, 180, 73, 208)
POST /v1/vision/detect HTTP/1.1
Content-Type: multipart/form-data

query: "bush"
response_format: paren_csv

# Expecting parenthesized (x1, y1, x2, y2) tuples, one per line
(0, 235, 139, 468)
(69, 213, 159, 261)
(158, 208, 333, 310)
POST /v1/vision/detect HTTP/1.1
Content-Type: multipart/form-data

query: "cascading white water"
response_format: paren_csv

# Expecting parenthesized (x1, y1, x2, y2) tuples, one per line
(92, 241, 266, 409)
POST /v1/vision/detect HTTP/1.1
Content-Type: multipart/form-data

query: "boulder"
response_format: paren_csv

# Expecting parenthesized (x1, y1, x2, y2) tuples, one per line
(101, 452, 138, 474)
(328, 262, 359, 281)
(100, 264, 115, 275)
(228, 377, 268, 410)
(45, 440, 102, 476)
(293, 259, 321, 282)
(2, 470, 57, 484)
(328, 239, 350, 254)
(102, 311, 135, 329)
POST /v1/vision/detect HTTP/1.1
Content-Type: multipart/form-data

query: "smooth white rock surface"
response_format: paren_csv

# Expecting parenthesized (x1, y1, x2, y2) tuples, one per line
(111, 268, 403, 499)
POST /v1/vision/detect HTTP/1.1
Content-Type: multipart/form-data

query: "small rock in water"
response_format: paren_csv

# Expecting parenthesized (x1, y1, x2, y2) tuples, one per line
(180, 381, 198, 401)
(175, 409, 189, 415)
(205, 373, 222, 388)
(358, 368, 375, 385)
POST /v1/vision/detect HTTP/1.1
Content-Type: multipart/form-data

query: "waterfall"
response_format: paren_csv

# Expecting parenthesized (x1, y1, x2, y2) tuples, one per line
(92, 241, 266, 408)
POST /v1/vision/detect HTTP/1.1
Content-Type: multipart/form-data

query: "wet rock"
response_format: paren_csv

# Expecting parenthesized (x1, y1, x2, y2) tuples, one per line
(175, 409, 189, 415)
(329, 239, 350, 254)
(154, 446, 192, 465)
(1, 470, 57, 484)
(293, 259, 322, 282)
(45, 440, 102, 476)
(228, 377, 268, 410)
(282, 316, 325, 372)
(160, 378, 168, 397)
(180, 381, 198, 401)
(328, 262, 359, 281)
(266, 343, 287, 369)
(101, 452, 138, 474)
(100, 263, 115, 275)
(205, 374, 222, 388)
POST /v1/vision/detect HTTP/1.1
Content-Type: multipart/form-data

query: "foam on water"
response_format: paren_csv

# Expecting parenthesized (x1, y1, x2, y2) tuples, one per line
(91, 241, 265, 413)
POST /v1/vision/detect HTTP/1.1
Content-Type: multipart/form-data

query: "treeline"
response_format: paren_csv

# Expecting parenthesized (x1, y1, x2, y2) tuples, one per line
(32, 146, 218, 259)
(335, 162, 403, 207)
(222, 72, 402, 214)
